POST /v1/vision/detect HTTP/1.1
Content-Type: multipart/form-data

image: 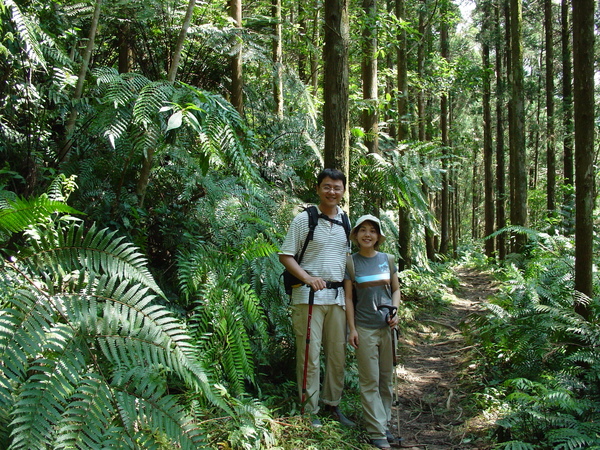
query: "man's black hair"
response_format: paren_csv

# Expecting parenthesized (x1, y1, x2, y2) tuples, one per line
(317, 168, 346, 188)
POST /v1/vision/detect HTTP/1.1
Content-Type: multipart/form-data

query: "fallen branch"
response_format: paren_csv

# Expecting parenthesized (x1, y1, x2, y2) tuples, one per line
(420, 319, 459, 332)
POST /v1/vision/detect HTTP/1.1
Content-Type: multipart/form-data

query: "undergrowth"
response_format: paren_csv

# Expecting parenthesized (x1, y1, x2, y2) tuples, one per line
(462, 232, 600, 449)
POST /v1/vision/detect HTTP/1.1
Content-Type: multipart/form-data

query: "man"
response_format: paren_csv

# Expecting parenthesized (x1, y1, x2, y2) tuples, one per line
(279, 168, 355, 428)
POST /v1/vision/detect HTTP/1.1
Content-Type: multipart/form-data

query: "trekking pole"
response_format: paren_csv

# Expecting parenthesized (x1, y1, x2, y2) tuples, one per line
(301, 289, 315, 415)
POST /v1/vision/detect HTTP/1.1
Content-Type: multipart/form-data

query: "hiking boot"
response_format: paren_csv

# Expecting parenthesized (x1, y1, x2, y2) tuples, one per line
(386, 430, 401, 446)
(370, 438, 391, 449)
(323, 404, 356, 428)
(309, 416, 322, 428)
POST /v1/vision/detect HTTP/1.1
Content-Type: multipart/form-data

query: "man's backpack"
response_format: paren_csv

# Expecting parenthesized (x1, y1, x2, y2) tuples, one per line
(282, 205, 351, 296)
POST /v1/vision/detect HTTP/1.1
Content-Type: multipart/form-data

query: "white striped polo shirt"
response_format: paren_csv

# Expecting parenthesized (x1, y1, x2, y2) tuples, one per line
(279, 205, 351, 305)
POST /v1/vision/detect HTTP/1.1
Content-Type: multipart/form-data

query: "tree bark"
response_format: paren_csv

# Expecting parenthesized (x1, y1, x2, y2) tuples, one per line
(482, 0, 494, 258)
(298, 3, 307, 82)
(59, 0, 102, 162)
(230, 0, 243, 115)
(362, 0, 379, 155)
(439, 0, 450, 256)
(509, 0, 527, 252)
(572, 0, 594, 314)
(396, 0, 409, 140)
(310, 2, 321, 93)
(495, 0, 507, 260)
(118, 23, 132, 73)
(561, 0, 574, 216)
(544, 0, 556, 216)
(323, 0, 350, 180)
(167, 0, 196, 82)
(272, 0, 283, 118)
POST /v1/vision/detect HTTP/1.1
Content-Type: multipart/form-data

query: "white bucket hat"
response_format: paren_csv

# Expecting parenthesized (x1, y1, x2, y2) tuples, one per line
(350, 214, 386, 246)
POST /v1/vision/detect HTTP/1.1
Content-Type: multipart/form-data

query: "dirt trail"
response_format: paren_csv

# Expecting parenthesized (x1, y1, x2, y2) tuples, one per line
(389, 267, 498, 450)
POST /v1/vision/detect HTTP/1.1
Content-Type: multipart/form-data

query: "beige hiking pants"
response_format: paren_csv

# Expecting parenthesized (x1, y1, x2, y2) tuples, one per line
(356, 325, 394, 440)
(292, 304, 347, 414)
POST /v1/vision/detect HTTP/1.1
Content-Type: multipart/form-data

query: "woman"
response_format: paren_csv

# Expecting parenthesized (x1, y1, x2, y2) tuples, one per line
(344, 215, 401, 449)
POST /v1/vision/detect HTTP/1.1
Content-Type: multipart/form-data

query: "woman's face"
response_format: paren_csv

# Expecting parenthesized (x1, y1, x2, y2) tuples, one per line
(356, 221, 380, 250)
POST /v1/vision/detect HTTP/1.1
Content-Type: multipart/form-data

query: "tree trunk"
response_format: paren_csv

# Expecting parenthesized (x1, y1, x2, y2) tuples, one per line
(398, 204, 412, 270)
(545, 0, 556, 216)
(362, 0, 379, 155)
(272, 0, 283, 118)
(495, 0, 507, 260)
(573, 0, 594, 315)
(298, 3, 307, 82)
(417, 1, 426, 142)
(118, 23, 133, 73)
(323, 0, 350, 179)
(481, 0, 494, 258)
(395, 0, 411, 268)
(310, 2, 321, 93)
(230, 0, 243, 115)
(167, 0, 196, 82)
(439, 0, 450, 256)
(59, 0, 102, 163)
(509, 0, 527, 252)
(396, 0, 409, 140)
(561, 0, 574, 221)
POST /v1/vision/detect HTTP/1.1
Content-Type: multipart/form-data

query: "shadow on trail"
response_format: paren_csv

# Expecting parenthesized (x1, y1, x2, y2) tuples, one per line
(390, 267, 498, 450)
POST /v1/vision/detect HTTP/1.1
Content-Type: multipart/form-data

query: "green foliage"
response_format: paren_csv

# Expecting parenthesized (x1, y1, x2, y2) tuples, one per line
(0, 187, 231, 449)
(467, 230, 600, 449)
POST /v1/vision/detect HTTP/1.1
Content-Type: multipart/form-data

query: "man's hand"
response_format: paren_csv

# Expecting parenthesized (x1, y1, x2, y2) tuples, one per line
(305, 276, 326, 291)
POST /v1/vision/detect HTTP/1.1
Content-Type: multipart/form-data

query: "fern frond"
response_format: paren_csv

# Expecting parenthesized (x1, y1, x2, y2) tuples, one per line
(20, 222, 164, 298)
(0, 195, 81, 234)
(4, 0, 47, 70)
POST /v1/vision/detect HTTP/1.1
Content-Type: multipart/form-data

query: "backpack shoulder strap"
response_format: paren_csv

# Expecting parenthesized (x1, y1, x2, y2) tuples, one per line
(341, 211, 351, 245)
(296, 205, 319, 264)
(386, 253, 395, 277)
(305, 205, 319, 240)
(346, 254, 355, 282)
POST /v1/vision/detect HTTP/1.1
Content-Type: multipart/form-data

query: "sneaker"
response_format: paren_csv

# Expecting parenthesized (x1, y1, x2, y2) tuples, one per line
(323, 404, 356, 428)
(370, 438, 391, 449)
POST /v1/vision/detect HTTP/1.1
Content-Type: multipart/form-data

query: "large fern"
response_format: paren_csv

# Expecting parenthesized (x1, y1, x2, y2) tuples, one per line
(469, 231, 600, 448)
(0, 193, 230, 449)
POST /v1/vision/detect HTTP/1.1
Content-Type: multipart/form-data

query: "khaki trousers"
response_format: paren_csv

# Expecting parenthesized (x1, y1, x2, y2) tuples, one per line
(292, 304, 347, 414)
(356, 325, 394, 440)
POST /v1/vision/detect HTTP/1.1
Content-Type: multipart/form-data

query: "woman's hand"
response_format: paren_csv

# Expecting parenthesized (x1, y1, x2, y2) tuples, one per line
(348, 329, 359, 349)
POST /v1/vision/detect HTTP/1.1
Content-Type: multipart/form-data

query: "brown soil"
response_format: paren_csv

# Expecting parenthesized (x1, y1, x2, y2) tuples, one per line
(389, 267, 499, 450)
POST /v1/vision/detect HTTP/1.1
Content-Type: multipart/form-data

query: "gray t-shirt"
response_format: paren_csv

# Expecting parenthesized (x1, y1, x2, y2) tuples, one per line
(345, 252, 396, 329)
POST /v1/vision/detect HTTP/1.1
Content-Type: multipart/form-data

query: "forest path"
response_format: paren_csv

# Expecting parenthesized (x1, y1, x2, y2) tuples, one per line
(389, 267, 498, 450)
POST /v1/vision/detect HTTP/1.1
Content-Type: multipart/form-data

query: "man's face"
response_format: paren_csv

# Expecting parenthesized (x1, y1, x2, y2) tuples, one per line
(317, 176, 345, 208)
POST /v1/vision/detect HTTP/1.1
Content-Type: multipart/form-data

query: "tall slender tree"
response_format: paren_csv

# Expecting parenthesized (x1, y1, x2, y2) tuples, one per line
(495, 0, 507, 260)
(167, 0, 196, 82)
(323, 0, 350, 179)
(396, 0, 412, 269)
(509, 0, 527, 252)
(396, 0, 409, 141)
(273, 0, 283, 118)
(482, 0, 494, 258)
(439, 0, 450, 256)
(310, 1, 321, 93)
(362, 0, 379, 155)
(544, 0, 556, 216)
(230, 0, 243, 114)
(561, 0, 574, 213)
(59, 0, 103, 163)
(572, 0, 594, 316)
